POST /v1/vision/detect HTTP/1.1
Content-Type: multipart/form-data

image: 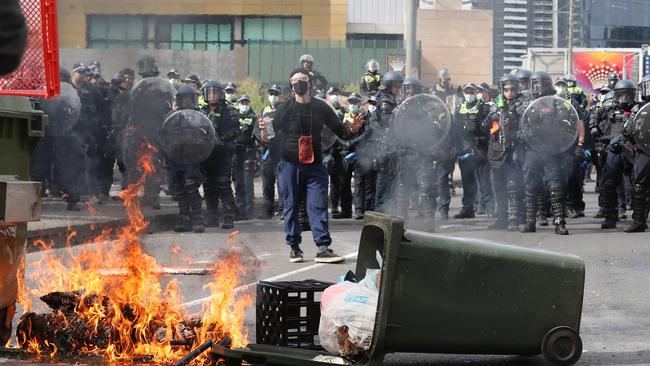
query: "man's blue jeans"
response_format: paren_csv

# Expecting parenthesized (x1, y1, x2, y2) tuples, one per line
(278, 160, 331, 247)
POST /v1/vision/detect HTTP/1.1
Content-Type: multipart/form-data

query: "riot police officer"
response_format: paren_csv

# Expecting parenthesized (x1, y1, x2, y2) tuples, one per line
(590, 87, 615, 219)
(232, 95, 258, 220)
(300, 54, 328, 94)
(360, 59, 382, 96)
(257, 84, 283, 219)
(594, 79, 636, 229)
(108, 67, 135, 192)
(623, 74, 650, 232)
(224, 82, 238, 104)
(367, 70, 403, 214)
(607, 72, 620, 90)
(431, 68, 454, 100)
(453, 83, 491, 219)
(167, 85, 205, 233)
(396, 77, 439, 219)
(520, 71, 579, 235)
(339, 93, 373, 219)
(200, 80, 239, 229)
(324, 86, 346, 216)
(513, 69, 532, 97)
(565, 74, 588, 112)
(166, 69, 183, 90)
(487, 74, 527, 231)
(555, 78, 588, 219)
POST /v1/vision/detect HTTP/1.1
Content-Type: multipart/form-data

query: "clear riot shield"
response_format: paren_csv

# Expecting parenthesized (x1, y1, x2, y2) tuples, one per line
(160, 109, 218, 164)
(520, 95, 579, 155)
(392, 94, 452, 151)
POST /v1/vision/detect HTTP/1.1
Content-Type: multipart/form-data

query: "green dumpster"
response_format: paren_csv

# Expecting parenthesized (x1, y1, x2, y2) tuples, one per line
(0, 96, 47, 180)
(214, 212, 585, 366)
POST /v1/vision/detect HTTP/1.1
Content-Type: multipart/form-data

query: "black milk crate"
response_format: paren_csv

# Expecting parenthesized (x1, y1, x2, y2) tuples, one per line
(256, 279, 333, 350)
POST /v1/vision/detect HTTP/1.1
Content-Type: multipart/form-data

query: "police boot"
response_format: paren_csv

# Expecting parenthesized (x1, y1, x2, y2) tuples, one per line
(189, 197, 204, 233)
(565, 206, 578, 219)
(550, 184, 569, 235)
(506, 190, 523, 232)
(520, 192, 537, 233)
(593, 208, 606, 218)
(600, 182, 618, 229)
(205, 208, 220, 228)
(174, 197, 192, 233)
(221, 203, 236, 229)
(453, 207, 475, 219)
(624, 184, 646, 233)
(537, 211, 549, 226)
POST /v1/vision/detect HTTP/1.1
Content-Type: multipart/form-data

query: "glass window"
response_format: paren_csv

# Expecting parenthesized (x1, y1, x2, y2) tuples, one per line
(87, 15, 147, 49)
(244, 17, 302, 44)
(156, 16, 232, 50)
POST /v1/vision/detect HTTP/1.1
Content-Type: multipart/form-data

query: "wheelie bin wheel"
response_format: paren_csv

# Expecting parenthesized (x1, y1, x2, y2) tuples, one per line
(541, 326, 582, 366)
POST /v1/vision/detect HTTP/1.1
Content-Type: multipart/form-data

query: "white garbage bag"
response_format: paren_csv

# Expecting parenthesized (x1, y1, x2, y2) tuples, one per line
(318, 277, 379, 357)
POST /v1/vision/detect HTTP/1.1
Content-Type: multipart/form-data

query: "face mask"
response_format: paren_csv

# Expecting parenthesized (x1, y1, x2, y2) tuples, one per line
(368, 105, 377, 113)
(464, 94, 477, 103)
(555, 86, 566, 96)
(239, 104, 250, 113)
(477, 92, 484, 101)
(226, 93, 236, 102)
(268, 95, 279, 105)
(328, 95, 339, 104)
(293, 81, 309, 96)
(349, 104, 359, 113)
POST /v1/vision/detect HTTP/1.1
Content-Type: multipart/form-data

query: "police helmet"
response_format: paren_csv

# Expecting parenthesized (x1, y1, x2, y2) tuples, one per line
(237, 95, 250, 103)
(202, 80, 224, 102)
(300, 54, 315, 63)
(438, 68, 451, 81)
(515, 69, 532, 91)
(176, 84, 199, 110)
(378, 71, 404, 91)
(366, 59, 380, 72)
(136, 55, 159, 77)
(403, 77, 424, 97)
(603, 90, 615, 102)
(498, 74, 518, 95)
(530, 71, 553, 99)
(368, 95, 378, 105)
(267, 84, 282, 95)
(638, 74, 650, 101)
(565, 74, 577, 87)
(614, 79, 636, 107)
(224, 82, 237, 93)
(607, 72, 620, 89)
(554, 77, 568, 86)
(347, 92, 362, 104)
(184, 74, 201, 87)
(167, 69, 180, 79)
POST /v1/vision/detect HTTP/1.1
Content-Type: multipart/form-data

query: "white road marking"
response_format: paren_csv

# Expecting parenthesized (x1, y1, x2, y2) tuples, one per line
(179, 251, 358, 309)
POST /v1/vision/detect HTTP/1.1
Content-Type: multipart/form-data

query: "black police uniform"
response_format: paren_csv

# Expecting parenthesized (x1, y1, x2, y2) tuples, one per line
(256, 104, 282, 218)
(232, 108, 258, 219)
(453, 98, 491, 217)
(623, 101, 650, 231)
(487, 93, 528, 230)
(367, 90, 398, 213)
(360, 71, 382, 96)
(200, 101, 239, 229)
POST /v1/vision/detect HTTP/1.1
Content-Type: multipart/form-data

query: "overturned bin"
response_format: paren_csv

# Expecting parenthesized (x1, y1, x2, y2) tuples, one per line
(213, 212, 585, 366)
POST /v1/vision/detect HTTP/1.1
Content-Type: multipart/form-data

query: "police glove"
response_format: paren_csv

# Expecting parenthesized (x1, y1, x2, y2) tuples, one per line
(609, 135, 625, 154)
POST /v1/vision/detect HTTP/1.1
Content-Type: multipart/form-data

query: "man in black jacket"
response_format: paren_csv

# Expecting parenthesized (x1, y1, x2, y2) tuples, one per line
(259, 69, 363, 264)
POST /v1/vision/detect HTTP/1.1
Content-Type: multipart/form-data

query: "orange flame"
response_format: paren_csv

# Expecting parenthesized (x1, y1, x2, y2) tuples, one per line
(18, 141, 253, 363)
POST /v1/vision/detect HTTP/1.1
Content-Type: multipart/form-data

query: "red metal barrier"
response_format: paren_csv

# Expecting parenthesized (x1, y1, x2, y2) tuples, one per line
(0, 0, 60, 99)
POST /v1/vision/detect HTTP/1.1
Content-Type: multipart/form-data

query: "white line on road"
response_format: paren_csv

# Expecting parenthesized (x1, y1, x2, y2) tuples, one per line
(179, 251, 358, 309)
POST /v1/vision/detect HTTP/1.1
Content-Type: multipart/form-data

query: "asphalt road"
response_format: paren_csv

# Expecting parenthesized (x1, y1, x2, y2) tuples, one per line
(9, 182, 650, 365)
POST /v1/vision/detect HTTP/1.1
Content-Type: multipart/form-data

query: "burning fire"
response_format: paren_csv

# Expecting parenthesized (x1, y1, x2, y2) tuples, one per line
(16, 142, 254, 364)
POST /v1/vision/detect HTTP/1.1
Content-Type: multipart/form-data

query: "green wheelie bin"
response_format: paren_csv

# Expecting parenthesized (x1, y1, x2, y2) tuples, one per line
(214, 212, 585, 366)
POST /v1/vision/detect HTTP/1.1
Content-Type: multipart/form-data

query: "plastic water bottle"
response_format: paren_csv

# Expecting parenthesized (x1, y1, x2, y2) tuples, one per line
(264, 117, 275, 139)
(344, 152, 357, 161)
(262, 149, 271, 161)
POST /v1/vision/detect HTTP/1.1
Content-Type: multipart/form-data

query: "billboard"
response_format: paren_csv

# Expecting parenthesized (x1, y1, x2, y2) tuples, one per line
(573, 51, 635, 92)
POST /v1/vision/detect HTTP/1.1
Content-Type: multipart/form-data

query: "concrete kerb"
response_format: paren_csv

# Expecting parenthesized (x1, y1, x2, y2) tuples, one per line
(25, 212, 179, 252)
